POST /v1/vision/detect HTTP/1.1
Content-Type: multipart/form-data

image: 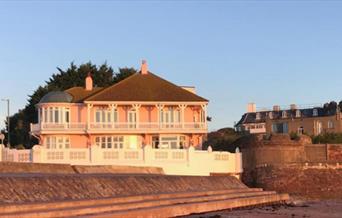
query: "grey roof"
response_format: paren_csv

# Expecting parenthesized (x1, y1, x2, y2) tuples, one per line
(235, 107, 339, 127)
(39, 91, 73, 103)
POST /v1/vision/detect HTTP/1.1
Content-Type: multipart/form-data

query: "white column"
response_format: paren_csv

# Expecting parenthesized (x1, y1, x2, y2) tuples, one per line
(87, 104, 93, 130)
(41, 107, 45, 130)
(156, 104, 164, 129)
(132, 104, 141, 129)
(178, 104, 186, 129)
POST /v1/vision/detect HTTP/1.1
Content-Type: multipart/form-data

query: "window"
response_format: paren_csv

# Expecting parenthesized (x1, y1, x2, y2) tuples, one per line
(43, 107, 70, 124)
(298, 127, 304, 135)
(256, 113, 261, 120)
(328, 120, 334, 129)
(296, 110, 301, 118)
(95, 108, 118, 123)
(272, 122, 288, 134)
(152, 136, 159, 149)
(128, 109, 137, 128)
(282, 111, 287, 118)
(269, 112, 273, 119)
(161, 107, 181, 126)
(317, 121, 323, 135)
(96, 136, 124, 149)
(158, 135, 187, 149)
(45, 136, 70, 149)
(313, 109, 318, 117)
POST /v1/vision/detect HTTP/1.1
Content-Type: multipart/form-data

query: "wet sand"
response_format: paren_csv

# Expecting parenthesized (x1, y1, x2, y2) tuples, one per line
(186, 200, 342, 218)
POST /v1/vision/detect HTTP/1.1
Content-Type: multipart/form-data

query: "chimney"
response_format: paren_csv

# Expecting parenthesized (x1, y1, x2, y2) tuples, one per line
(290, 104, 297, 110)
(247, 103, 256, 113)
(141, 60, 148, 75)
(273, 105, 280, 111)
(85, 72, 93, 91)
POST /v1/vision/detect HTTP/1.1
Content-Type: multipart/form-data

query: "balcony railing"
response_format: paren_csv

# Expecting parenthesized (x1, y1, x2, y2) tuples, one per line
(89, 122, 206, 131)
(31, 122, 207, 132)
(31, 123, 87, 132)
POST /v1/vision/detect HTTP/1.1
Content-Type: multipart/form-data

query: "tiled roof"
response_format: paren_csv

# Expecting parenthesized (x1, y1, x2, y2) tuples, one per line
(65, 87, 104, 103)
(85, 72, 208, 102)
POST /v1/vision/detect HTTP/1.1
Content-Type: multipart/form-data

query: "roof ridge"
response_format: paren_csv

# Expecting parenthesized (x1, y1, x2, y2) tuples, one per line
(147, 72, 208, 100)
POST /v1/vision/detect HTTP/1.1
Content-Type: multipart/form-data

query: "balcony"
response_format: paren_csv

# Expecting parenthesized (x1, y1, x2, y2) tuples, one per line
(31, 123, 87, 133)
(31, 122, 207, 133)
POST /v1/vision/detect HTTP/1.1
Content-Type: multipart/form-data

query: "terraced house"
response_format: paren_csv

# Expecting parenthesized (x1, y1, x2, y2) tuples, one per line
(236, 102, 342, 136)
(30, 61, 208, 150)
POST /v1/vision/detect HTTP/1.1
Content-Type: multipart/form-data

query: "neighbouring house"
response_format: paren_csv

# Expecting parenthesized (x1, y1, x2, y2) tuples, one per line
(235, 103, 267, 134)
(30, 61, 208, 151)
(236, 102, 342, 136)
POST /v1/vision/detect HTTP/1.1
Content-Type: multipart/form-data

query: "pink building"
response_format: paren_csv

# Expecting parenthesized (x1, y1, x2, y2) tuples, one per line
(30, 61, 209, 150)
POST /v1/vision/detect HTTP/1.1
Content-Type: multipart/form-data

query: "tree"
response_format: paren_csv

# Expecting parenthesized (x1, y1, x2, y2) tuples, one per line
(203, 127, 244, 152)
(4, 62, 137, 148)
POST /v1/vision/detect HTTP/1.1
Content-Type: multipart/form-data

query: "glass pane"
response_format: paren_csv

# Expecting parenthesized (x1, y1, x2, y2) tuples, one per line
(54, 108, 59, 123)
(96, 111, 101, 123)
(107, 137, 112, 148)
(113, 111, 118, 122)
(65, 110, 70, 123)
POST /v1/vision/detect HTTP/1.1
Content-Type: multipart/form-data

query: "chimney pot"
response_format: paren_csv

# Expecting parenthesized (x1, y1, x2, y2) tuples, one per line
(141, 60, 148, 75)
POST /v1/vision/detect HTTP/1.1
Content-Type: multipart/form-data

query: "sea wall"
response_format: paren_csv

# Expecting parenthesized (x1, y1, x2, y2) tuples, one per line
(239, 134, 342, 199)
(0, 174, 246, 203)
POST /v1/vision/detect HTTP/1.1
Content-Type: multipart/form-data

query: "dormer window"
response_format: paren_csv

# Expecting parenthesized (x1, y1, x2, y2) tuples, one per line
(256, 112, 261, 120)
(282, 111, 287, 118)
(269, 112, 273, 119)
(296, 110, 301, 118)
(313, 109, 318, 117)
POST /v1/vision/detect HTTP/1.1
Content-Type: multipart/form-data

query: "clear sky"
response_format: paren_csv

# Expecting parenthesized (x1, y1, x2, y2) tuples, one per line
(0, 1, 342, 131)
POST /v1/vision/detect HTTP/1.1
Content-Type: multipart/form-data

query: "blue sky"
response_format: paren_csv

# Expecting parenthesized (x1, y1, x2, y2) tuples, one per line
(0, 1, 342, 130)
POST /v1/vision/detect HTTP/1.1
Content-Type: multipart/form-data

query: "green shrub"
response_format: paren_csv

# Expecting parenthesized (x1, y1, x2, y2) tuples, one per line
(311, 133, 342, 144)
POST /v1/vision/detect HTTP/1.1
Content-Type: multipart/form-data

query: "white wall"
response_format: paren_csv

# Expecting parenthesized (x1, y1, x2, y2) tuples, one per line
(0, 144, 243, 176)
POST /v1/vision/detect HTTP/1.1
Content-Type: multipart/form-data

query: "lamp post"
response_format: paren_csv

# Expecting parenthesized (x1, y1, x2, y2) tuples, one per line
(1, 99, 10, 147)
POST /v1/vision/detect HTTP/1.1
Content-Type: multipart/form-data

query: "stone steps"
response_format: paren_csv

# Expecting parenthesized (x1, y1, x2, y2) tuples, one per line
(0, 188, 288, 218)
(85, 193, 289, 218)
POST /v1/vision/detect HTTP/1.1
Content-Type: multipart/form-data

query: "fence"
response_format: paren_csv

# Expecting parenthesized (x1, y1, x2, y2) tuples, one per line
(0, 144, 243, 176)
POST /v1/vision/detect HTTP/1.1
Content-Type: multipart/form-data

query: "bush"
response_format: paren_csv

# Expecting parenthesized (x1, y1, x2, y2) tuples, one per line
(311, 133, 342, 144)
(290, 132, 300, 140)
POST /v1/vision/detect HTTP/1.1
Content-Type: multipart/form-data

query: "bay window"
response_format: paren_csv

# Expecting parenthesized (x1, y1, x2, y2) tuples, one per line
(42, 107, 70, 124)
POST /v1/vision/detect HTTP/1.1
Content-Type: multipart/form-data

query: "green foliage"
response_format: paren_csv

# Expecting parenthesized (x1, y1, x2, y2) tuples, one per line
(311, 133, 342, 144)
(203, 127, 244, 152)
(289, 132, 300, 141)
(5, 62, 137, 148)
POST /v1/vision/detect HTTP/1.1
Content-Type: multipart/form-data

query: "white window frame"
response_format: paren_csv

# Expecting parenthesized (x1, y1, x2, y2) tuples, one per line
(282, 111, 287, 118)
(43, 107, 70, 124)
(45, 136, 70, 149)
(295, 110, 301, 118)
(95, 136, 124, 149)
(313, 109, 318, 117)
(158, 135, 187, 149)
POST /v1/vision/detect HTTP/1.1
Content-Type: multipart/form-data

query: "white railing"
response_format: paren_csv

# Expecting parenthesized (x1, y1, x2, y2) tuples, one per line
(31, 123, 86, 132)
(0, 146, 32, 162)
(31, 122, 207, 132)
(0, 144, 243, 176)
(89, 122, 206, 131)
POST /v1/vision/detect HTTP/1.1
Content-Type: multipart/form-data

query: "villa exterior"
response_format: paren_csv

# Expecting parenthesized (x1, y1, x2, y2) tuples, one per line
(30, 61, 208, 151)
